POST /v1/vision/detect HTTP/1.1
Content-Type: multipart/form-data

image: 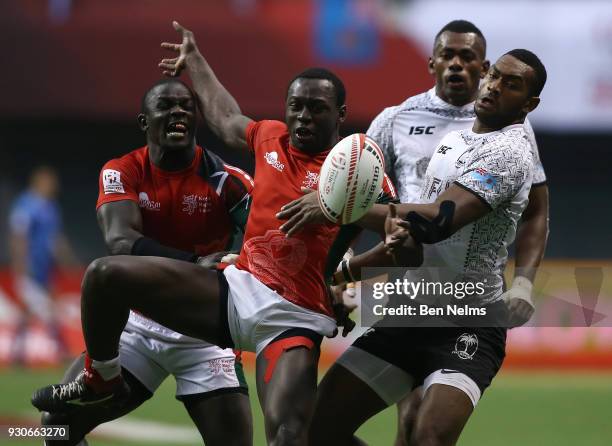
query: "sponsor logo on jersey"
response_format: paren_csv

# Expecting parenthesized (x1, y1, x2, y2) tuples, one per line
(437, 145, 453, 154)
(102, 169, 125, 194)
(471, 168, 497, 190)
(426, 177, 443, 199)
(182, 194, 211, 215)
(452, 333, 478, 360)
(265, 151, 285, 172)
(302, 170, 320, 189)
(408, 125, 435, 135)
(138, 192, 161, 211)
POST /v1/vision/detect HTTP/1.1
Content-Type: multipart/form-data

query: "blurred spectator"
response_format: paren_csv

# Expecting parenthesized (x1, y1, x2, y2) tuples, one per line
(8, 166, 79, 363)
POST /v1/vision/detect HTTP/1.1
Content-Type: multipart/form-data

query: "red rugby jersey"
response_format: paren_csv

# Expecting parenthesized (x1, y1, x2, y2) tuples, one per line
(235, 120, 397, 316)
(97, 145, 253, 255)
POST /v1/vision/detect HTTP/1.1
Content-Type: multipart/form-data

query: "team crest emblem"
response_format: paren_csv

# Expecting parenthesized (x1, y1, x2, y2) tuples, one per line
(302, 171, 320, 189)
(452, 333, 478, 360)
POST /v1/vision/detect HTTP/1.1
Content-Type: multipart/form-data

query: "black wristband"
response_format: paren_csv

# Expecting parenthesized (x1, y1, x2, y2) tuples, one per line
(131, 236, 198, 263)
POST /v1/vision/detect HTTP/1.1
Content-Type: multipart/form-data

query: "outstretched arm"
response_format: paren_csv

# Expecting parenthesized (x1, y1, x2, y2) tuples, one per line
(160, 21, 253, 152)
(279, 182, 490, 241)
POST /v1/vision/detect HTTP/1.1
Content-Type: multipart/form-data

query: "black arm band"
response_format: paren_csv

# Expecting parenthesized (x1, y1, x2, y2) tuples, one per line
(131, 236, 198, 263)
(404, 200, 455, 244)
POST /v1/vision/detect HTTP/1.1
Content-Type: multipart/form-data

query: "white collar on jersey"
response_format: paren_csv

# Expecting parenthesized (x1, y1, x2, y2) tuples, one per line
(465, 123, 525, 138)
(427, 87, 476, 113)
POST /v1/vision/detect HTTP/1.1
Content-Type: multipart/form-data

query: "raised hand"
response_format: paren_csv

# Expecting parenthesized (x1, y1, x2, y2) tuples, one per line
(159, 21, 199, 77)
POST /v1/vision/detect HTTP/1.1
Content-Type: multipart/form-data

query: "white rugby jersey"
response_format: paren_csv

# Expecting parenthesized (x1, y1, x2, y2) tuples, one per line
(367, 87, 546, 204)
(407, 124, 534, 305)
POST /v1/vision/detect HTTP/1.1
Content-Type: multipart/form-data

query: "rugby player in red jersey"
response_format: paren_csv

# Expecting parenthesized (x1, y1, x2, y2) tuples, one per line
(31, 22, 405, 446)
(39, 78, 253, 446)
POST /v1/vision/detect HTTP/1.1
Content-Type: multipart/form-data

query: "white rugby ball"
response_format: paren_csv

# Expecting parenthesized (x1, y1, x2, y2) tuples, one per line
(318, 133, 385, 224)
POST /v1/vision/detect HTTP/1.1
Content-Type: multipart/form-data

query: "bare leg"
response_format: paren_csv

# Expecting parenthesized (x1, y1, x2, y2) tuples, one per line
(256, 347, 319, 446)
(183, 392, 253, 446)
(394, 387, 424, 446)
(81, 256, 225, 360)
(409, 384, 473, 446)
(308, 363, 388, 446)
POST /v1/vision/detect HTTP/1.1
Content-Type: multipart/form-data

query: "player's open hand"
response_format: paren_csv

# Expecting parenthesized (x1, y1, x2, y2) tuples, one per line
(159, 21, 199, 77)
(277, 188, 327, 237)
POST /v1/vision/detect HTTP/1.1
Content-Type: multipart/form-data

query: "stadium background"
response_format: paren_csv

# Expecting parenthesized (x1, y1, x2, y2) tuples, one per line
(1, 1, 611, 444)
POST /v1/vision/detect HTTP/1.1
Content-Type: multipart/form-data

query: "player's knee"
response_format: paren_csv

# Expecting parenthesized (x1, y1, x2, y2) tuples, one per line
(266, 414, 308, 446)
(83, 257, 125, 297)
(270, 423, 303, 446)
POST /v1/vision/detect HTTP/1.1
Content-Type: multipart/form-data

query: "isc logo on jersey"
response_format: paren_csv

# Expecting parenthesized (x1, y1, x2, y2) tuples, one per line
(318, 134, 385, 224)
(409, 126, 435, 135)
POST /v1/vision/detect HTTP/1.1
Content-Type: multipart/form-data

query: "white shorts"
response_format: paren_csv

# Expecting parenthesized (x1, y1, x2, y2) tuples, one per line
(223, 265, 337, 355)
(119, 329, 246, 398)
(337, 346, 481, 407)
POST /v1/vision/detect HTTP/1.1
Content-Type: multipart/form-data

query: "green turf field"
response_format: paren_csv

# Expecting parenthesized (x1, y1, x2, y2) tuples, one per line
(1, 368, 611, 445)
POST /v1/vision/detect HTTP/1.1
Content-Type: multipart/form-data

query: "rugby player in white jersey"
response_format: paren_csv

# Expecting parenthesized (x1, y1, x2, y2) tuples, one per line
(302, 48, 548, 446)
(365, 20, 549, 445)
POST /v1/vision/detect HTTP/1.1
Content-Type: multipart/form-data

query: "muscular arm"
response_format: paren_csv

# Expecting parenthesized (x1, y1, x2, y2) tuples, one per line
(513, 185, 549, 281)
(358, 183, 491, 239)
(97, 201, 147, 255)
(160, 22, 253, 152)
(500, 184, 549, 327)
(97, 201, 232, 266)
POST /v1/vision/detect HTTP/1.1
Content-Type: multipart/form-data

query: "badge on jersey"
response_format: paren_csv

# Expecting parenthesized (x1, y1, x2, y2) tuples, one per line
(103, 169, 125, 194)
(471, 168, 497, 190)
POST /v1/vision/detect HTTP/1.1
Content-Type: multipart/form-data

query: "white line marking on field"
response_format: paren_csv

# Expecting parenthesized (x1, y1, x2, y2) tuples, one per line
(91, 418, 200, 443)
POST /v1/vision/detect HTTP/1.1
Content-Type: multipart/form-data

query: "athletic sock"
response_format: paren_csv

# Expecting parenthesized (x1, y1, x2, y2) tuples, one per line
(91, 356, 121, 381)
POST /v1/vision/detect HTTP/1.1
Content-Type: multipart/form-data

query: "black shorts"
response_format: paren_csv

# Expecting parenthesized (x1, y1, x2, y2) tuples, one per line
(352, 302, 507, 394)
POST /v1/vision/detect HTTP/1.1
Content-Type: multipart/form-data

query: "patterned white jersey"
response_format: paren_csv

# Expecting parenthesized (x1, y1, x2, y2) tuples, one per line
(407, 124, 534, 305)
(367, 87, 546, 204)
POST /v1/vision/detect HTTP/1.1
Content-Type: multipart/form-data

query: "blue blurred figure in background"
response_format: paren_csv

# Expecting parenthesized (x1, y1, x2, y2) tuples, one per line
(8, 166, 78, 363)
